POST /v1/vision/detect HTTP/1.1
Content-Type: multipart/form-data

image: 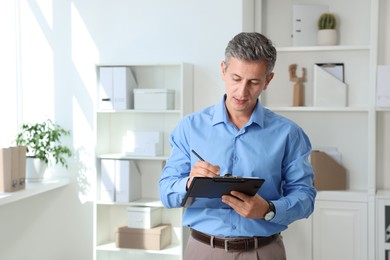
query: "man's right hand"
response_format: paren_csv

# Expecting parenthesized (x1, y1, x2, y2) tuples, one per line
(187, 161, 220, 189)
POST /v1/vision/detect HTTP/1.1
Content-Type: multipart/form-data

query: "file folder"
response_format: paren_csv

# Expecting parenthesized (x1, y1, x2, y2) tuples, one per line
(313, 63, 347, 107)
(311, 150, 347, 191)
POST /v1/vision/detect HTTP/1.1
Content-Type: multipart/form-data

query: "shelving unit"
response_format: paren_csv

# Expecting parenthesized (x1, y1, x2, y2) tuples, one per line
(257, 0, 379, 259)
(94, 63, 193, 260)
(259, 0, 378, 189)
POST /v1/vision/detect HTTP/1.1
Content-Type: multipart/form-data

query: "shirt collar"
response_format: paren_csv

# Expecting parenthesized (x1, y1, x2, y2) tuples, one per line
(212, 95, 265, 128)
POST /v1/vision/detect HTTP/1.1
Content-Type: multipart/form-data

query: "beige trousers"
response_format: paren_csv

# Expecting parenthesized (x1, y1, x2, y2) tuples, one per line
(184, 235, 286, 260)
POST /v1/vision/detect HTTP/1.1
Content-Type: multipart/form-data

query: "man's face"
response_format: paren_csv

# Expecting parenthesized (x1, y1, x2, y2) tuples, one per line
(221, 57, 274, 115)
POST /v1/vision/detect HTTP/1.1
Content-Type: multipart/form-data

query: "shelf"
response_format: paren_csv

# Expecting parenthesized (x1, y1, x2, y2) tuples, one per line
(316, 190, 370, 202)
(381, 244, 390, 250)
(97, 109, 181, 114)
(267, 106, 369, 112)
(97, 198, 163, 207)
(377, 107, 390, 112)
(96, 242, 182, 256)
(0, 178, 70, 206)
(376, 190, 390, 198)
(276, 45, 370, 52)
(98, 153, 169, 161)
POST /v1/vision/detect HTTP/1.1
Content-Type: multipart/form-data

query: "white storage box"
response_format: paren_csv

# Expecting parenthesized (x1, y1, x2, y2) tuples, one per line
(127, 206, 162, 229)
(134, 89, 174, 110)
(122, 131, 163, 156)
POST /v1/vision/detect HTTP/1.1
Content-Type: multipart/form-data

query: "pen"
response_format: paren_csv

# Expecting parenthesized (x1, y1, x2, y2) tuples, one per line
(191, 149, 205, 161)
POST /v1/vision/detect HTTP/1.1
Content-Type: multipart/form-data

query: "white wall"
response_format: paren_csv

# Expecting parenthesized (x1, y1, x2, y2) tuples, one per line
(73, 0, 253, 110)
(0, 1, 254, 259)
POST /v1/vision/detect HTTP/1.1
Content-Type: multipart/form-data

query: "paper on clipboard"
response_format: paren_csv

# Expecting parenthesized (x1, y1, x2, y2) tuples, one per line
(313, 63, 347, 107)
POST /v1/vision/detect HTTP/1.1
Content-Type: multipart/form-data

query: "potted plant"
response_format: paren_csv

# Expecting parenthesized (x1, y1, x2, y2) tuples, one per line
(317, 13, 337, 45)
(15, 119, 72, 182)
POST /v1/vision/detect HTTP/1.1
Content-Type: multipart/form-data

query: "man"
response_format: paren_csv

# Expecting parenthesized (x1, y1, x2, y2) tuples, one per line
(159, 32, 316, 260)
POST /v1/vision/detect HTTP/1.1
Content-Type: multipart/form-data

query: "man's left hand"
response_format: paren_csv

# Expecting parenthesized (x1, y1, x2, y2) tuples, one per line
(222, 192, 269, 219)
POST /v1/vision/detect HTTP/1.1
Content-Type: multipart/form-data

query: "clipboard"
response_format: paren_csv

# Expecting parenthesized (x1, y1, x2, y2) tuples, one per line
(181, 176, 265, 208)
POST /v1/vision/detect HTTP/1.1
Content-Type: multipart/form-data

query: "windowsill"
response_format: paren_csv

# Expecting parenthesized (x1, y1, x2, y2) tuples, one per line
(0, 178, 70, 206)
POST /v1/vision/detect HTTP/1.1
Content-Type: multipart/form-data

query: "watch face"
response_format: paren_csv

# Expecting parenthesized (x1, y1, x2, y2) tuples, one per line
(265, 211, 275, 221)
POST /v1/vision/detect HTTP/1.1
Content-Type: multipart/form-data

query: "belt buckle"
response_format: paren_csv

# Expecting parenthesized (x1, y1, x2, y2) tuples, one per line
(224, 240, 229, 252)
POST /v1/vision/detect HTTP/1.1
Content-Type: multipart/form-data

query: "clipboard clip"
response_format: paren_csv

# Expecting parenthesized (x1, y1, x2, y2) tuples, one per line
(212, 175, 245, 182)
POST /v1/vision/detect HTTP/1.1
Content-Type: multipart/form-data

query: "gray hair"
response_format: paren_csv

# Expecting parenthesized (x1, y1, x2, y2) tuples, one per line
(224, 32, 277, 76)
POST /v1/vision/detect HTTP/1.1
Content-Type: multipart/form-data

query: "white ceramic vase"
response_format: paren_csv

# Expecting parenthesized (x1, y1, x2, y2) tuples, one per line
(26, 157, 48, 182)
(317, 29, 338, 45)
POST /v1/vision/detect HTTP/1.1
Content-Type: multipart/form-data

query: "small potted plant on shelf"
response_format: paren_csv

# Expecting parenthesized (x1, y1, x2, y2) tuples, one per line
(15, 119, 72, 182)
(317, 13, 338, 45)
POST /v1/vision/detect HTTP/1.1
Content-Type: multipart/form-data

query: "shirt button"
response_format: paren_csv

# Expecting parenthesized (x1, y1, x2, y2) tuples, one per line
(232, 225, 236, 230)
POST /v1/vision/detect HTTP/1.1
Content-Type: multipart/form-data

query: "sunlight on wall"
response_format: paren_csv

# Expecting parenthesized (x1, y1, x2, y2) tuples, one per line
(19, 0, 55, 122)
(0, 1, 18, 147)
(71, 2, 98, 102)
(72, 95, 95, 203)
(36, 0, 53, 30)
(71, 2, 99, 203)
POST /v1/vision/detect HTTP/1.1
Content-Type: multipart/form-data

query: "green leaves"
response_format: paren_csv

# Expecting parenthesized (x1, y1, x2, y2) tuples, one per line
(15, 119, 72, 168)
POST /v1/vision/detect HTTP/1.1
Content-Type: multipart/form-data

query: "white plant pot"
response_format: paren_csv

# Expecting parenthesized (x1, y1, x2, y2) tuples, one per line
(317, 29, 338, 45)
(26, 157, 48, 182)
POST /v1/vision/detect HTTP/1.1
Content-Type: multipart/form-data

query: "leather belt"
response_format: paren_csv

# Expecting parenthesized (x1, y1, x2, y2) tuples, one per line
(191, 229, 279, 252)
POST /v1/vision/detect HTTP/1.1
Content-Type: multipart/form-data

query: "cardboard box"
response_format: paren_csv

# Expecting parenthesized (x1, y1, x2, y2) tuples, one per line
(0, 146, 26, 192)
(12, 147, 26, 190)
(310, 150, 347, 191)
(134, 89, 174, 110)
(116, 224, 171, 250)
(127, 206, 162, 229)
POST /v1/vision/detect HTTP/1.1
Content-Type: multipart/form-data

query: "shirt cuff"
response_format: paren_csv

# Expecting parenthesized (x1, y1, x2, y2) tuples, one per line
(270, 199, 287, 223)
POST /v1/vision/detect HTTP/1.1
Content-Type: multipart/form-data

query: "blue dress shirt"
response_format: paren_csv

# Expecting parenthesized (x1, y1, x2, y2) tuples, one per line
(159, 95, 316, 237)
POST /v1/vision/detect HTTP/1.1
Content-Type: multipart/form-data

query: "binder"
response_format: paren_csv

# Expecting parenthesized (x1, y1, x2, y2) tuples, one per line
(292, 4, 329, 46)
(100, 159, 142, 202)
(98, 67, 138, 110)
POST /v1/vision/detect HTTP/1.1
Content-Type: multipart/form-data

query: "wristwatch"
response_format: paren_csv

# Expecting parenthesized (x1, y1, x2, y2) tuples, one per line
(264, 201, 276, 221)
